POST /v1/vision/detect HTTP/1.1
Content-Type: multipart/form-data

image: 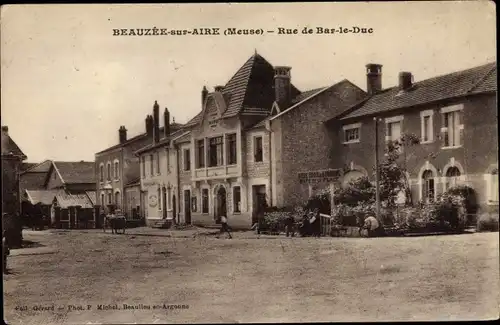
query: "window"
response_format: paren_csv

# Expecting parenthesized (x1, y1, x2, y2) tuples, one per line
(115, 192, 120, 207)
(489, 169, 499, 203)
(202, 189, 209, 213)
(99, 164, 104, 182)
(191, 197, 197, 212)
(101, 193, 105, 206)
(343, 123, 361, 143)
(227, 133, 237, 165)
(254, 136, 263, 162)
(107, 163, 111, 181)
(386, 121, 402, 142)
(156, 152, 161, 175)
(107, 193, 112, 205)
(420, 110, 434, 143)
(150, 154, 154, 176)
(141, 156, 146, 177)
(444, 167, 461, 190)
(208, 136, 223, 167)
(114, 161, 119, 179)
(233, 186, 241, 213)
(197, 139, 205, 168)
(184, 149, 191, 171)
(167, 187, 172, 209)
(441, 109, 463, 148)
(422, 170, 435, 202)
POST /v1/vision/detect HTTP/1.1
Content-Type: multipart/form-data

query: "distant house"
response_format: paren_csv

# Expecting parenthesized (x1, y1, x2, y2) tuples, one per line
(94, 104, 183, 218)
(20, 160, 97, 228)
(1, 126, 27, 216)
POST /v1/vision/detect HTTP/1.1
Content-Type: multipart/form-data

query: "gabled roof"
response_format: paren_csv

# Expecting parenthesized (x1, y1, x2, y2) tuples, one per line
(85, 191, 97, 206)
(249, 79, 366, 129)
(21, 163, 37, 172)
(1, 127, 27, 159)
(54, 192, 93, 209)
(21, 159, 52, 174)
(53, 161, 96, 184)
(340, 61, 497, 120)
(20, 172, 49, 192)
(96, 123, 183, 155)
(24, 189, 65, 205)
(185, 53, 300, 128)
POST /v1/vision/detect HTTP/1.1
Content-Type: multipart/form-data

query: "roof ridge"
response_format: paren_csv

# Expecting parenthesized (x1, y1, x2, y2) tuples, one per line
(411, 61, 496, 87)
(466, 64, 496, 93)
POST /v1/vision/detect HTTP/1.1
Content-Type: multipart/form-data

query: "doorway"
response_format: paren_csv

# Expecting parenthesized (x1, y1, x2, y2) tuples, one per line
(172, 195, 177, 223)
(183, 190, 191, 224)
(252, 185, 267, 224)
(215, 186, 227, 223)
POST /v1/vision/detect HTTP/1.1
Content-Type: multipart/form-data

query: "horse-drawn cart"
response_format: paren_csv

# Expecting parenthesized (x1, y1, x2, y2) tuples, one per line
(103, 213, 126, 234)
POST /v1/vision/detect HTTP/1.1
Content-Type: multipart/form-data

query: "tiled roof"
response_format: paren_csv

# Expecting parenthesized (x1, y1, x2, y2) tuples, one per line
(21, 160, 52, 173)
(85, 191, 97, 206)
(20, 172, 48, 192)
(53, 161, 96, 184)
(96, 124, 183, 155)
(185, 53, 301, 127)
(21, 163, 37, 172)
(341, 61, 497, 120)
(291, 87, 327, 104)
(250, 80, 366, 129)
(25, 189, 64, 205)
(54, 192, 94, 209)
(134, 129, 185, 155)
(1, 128, 26, 158)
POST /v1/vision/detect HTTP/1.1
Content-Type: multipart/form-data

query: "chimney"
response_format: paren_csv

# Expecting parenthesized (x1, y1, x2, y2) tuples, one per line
(153, 100, 160, 143)
(214, 85, 224, 92)
(366, 63, 383, 95)
(164, 107, 170, 138)
(398, 72, 413, 90)
(145, 115, 154, 137)
(202, 86, 208, 106)
(274, 66, 292, 108)
(118, 126, 127, 144)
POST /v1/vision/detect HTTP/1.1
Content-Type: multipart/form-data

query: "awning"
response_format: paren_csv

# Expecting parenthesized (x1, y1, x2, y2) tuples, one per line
(54, 193, 93, 209)
(24, 190, 64, 205)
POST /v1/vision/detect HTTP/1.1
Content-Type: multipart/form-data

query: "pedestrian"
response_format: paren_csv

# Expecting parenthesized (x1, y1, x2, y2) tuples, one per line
(3, 230, 10, 274)
(285, 214, 295, 237)
(363, 215, 381, 237)
(216, 215, 232, 239)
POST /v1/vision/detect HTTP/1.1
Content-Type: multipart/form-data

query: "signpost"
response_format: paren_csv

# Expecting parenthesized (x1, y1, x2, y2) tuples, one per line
(298, 169, 343, 217)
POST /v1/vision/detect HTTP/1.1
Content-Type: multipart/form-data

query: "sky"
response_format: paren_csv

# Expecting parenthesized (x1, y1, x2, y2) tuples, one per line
(1, 2, 496, 163)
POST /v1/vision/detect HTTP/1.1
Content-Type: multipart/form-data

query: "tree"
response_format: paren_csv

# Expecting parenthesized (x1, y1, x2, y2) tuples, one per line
(377, 133, 420, 208)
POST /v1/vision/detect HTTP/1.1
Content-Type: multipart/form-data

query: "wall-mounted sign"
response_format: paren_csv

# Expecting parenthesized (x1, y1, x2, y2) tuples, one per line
(298, 169, 343, 184)
(143, 181, 159, 187)
(148, 194, 158, 207)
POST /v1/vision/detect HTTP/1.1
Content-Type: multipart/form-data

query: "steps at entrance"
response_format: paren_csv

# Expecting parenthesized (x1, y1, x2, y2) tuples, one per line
(150, 219, 172, 229)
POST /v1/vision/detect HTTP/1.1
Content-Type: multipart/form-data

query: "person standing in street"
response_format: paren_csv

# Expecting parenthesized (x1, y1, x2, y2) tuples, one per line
(3, 230, 10, 274)
(216, 215, 232, 239)
(363, 215, 381, 237)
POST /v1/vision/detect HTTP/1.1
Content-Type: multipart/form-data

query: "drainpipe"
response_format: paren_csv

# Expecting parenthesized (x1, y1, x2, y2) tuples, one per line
(265, 119, 273, 207)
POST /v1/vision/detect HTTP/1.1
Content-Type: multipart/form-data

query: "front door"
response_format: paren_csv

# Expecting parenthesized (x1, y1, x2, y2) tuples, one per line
(215, 187, 227, 223)
(184, 190, 191, 224)
(252, 185, 267, 224)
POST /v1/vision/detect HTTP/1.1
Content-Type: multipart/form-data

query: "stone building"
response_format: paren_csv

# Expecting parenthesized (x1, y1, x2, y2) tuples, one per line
(1, 126, 27, 215)
(327, 61, 498, 212)
(136, 52, 366, 228)
(94, 103, 182, 217)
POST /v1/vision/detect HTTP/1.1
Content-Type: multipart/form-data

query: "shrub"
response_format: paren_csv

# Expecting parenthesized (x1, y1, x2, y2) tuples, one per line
(334, 176, 375, 207)
(419, 192, 467, 231)
(477, 213, 499, 232)
(445, 185, 479, 214)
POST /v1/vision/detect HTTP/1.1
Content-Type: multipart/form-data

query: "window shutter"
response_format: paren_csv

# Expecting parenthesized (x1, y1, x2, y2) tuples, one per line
(441, 113, 449, 147)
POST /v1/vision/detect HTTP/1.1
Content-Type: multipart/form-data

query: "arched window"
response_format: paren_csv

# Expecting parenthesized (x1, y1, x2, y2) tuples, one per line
(445, 166, 461, 190)
(101, 193, 105, 206)
(107, 163, 111, 181)
(99, 164, 104, 183)
(422, 170, 435, 202)
(115, 191, 121, 208)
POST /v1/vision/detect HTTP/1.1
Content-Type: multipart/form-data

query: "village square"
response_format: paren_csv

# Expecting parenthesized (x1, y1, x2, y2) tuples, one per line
(2, 3, 498, 324)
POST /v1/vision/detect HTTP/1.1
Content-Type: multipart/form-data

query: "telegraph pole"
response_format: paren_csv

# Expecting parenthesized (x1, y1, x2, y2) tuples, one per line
(374, 117, 381, 218)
